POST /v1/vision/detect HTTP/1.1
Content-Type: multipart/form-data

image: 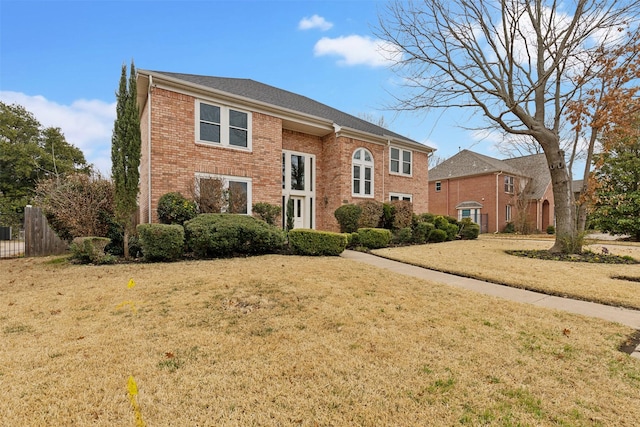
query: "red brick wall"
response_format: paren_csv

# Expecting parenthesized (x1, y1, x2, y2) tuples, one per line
(428, 173, 552, 233)
(141, 88, 283, 223)
(141, 86, 431, 230)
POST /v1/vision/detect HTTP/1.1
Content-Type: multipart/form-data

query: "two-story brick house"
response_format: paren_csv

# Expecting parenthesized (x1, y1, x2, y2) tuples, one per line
(428, 150, 554, 233)
(136, 70, 434, 231)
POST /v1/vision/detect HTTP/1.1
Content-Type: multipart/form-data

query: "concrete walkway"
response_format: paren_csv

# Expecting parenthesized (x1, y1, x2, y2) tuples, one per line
(341, 250, 640, 359)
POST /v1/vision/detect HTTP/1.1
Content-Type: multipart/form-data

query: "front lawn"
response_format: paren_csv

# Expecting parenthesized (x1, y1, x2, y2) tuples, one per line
(374, 235, 640, 310)
(1, 254, 639, 425)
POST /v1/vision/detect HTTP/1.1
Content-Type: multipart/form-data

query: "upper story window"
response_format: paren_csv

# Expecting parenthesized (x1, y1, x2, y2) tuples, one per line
(435, 181, 442, 192)
(197, 101, 251, 150)
(390, 147, 412, 176)
(352, 148, 374, 197)
(504, 175, 514, 193)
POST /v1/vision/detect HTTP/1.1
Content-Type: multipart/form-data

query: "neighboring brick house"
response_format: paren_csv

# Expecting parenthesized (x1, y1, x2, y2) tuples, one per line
(136, 70, 434, 232)
(428, 150, 554, 233)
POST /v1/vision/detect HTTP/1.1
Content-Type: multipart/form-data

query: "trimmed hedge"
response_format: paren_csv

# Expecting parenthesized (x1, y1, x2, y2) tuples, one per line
(138, 223, 185, 262)
(357, 228, 392, 249)
(334, 204, 362, 233)
(185, 214, 285, 258)
(288, 229, 348, 256)
(157, 192, 197, 225)
(70, 236, 114, 264)
(459, 218, 480, 240)
(393, 227, 413, 245)
(252, 202, 281, 226)
(428, 228, 448, 243)
(412, 221, 435, 244)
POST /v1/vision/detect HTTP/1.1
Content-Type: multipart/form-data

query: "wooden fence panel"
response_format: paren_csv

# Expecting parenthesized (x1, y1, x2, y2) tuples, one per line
(24, 206, 68, 257)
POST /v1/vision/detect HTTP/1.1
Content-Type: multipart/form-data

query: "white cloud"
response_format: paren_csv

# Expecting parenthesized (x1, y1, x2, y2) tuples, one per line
(0, 91, 115, 176)
(298, 14, 333, 31)
(314, 35, 402, 67)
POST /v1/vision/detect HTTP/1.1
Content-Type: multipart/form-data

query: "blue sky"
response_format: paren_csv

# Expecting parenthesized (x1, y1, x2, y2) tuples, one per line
(1, 0, 498, 176)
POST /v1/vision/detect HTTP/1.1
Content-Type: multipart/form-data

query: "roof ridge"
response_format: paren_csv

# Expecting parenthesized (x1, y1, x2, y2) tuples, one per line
(146, 70, 426, 147)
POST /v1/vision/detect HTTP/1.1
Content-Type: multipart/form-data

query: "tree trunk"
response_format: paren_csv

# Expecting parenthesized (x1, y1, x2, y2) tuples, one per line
(545, 149, 579, 253)
(123, 228, 130, 259)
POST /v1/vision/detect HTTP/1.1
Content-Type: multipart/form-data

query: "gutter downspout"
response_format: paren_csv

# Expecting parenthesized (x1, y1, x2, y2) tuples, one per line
(147, 75, 153, 223)
(385, 139, 390, 201)
(495, 172, 503, 233)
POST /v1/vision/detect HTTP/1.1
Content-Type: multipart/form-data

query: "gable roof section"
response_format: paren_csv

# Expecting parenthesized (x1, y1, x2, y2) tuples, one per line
(138, 70, 433, 152)
(429, 149, 522, 181)
(503, 153, 551, 199)
(430, 150, 552, 200)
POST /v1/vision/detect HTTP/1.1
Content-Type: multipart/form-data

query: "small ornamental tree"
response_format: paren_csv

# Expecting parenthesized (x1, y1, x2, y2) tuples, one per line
(111, 61, 141, 258)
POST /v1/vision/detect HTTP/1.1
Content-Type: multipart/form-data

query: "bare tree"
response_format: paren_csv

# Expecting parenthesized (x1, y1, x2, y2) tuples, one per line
(377, 0, 639, 253)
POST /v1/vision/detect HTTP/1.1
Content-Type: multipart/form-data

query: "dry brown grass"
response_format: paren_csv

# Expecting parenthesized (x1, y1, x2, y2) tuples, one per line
(374, 236, 640, 310)
(1, 253, 640, 426)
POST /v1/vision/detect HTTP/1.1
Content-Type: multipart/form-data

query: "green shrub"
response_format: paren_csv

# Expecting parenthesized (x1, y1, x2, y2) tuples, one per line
(357, 200, 384, 228)
(503, 222, 516, 233)
(445, 223, 459, 241)
(105, 216, 142, 257)
(428, 228, 448, 243)
(381, 203, 395, 229)
(412, 221, 435, 244)
(288, 229, 348, 256)
(416, 212, 436, 224)
(459, 218, 480, 240)
(357, 228, 392, 249)
(346, 232, 360, 248)
(334, 204, 362, 233)
(252, 202, 281, 226)
(184, 214, 285, 258)
(445, 215, 459, 226)
(157, 192, 197, 225)
(393, 227, 413, 245)
(433, 215, 450, 230)
(546, 225, 556, 235)
(137, 224, 185, 262)
(391, 200, 413, 229)
(70, 237, 114, 264)
(286, 197, 295, 231)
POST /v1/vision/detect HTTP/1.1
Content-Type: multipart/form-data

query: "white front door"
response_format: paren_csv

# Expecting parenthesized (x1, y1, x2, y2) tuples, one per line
(291, 196, 305, 229)
(282, 149, 316, 229)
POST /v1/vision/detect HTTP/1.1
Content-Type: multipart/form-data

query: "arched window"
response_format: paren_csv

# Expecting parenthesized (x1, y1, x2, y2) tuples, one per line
(352, 148, 374, 197)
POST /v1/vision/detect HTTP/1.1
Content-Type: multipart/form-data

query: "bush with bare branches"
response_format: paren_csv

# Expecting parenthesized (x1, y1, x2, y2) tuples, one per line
(33, 174, 114, 241)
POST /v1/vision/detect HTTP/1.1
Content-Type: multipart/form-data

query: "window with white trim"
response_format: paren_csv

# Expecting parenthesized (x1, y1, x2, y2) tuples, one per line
(505, 204, 512, 222)
(389, 192, 412, 202)
(390, 147, 412, 176)
(352, 148, 374, 197)
(194, 173, 252, 214)
(435, 181, 441, 192)
(196, 101, 251, 149)
(459, 208, 480, 223)
(504, 175, 514, 193)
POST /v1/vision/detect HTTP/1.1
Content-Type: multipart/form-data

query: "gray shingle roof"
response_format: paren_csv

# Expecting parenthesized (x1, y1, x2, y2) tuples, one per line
(503, 153, 551, 199)
(429, 149, 522, 181)
(147, 70, 428, 148)
(430, 150, 552, 199)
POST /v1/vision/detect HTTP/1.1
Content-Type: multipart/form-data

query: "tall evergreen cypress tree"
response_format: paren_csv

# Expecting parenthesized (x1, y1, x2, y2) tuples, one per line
(111, 61, 141, 258)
